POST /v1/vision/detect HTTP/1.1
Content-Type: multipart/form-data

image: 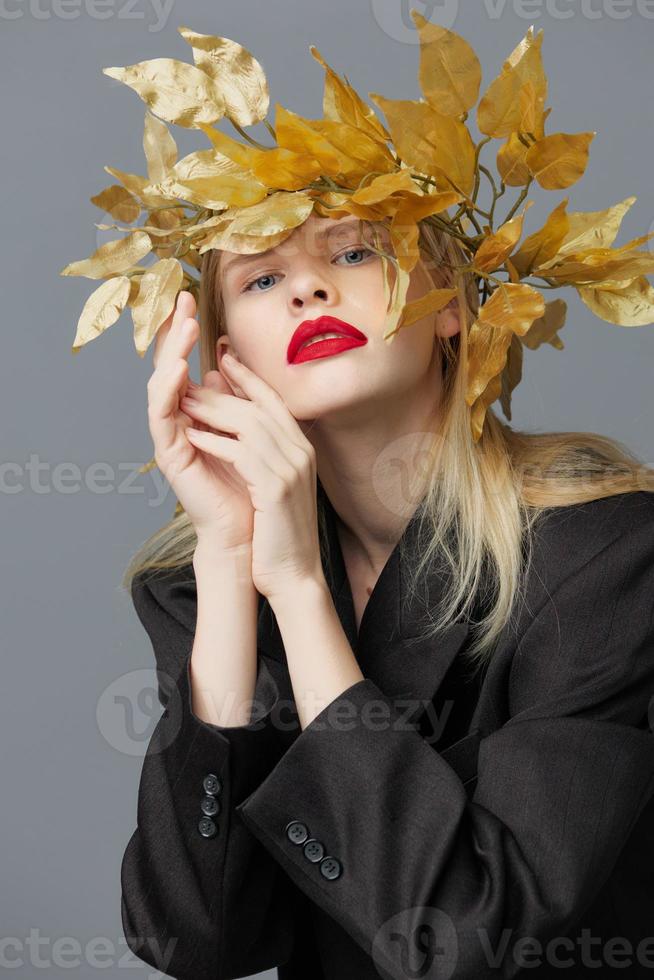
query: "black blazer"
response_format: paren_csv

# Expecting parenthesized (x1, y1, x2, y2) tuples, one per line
(120, 486, 654, 980)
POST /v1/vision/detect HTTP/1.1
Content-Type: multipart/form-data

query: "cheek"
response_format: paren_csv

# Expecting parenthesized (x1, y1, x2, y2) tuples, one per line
(389, 315, 438, 373)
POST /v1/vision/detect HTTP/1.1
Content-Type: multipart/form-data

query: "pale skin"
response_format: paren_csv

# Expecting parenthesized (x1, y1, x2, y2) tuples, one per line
(147, 212, 460, 730)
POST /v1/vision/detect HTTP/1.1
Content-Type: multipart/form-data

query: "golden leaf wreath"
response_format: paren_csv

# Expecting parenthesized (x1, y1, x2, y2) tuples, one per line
(61, 12, 654, 458)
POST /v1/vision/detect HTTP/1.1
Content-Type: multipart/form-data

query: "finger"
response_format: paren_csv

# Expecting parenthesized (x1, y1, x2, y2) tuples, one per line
(185, 428, 289, 495)
(153, 291, 197, 372)
(153, 291, 190, 370)
(148, 359, 188, 455)
(149, 311, 199, 409)
(198, 370, 243, 440)
(220, 355, 309, 450)
(180, 394, 298, 480)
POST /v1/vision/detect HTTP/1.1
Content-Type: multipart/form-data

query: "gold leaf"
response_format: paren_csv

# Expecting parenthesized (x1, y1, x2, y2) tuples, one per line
(522, 298, 567, 349)
(102, 58, 225, 128)
(149, 172, 267, 210)
(368, 94, 476, 197)
(199, 226, 293, 257)
(130, 257, 184, 356)
(147, 207, 185, 233)
(466, 283, 545, 404)
(184, 248, 204, 271)
(309, 118, 396, 182)
(90, 185, 140, 223)
(477, 26, 548, 138)
(178, 26, 269, 127)
(309, 46, 390, 144)
(104, 165, 178, 210)
(537, 195, 637, 267)
(469, 373, 502, 443)
(138, 456, 157, 475)
(577, 276, 654, 326)
(222, 189, 315, 237)
(350, 170, 442, 228)
(173, 147, 243, 182)
(499, 333, 524, 420)
(525, 131, 595, 190)
(511, 198, 570, 277)
(198, 190, 315, 254)
(473, 201, 534, 274)
(197, 122, 258, 169)
(496, 133, 532, 187)
(397, 286, 459, 330)
(60, 230, 152, 279)
(539, 235, 654, 285)
(143, 111, 177, 182)
(389, 211, 421, 273)
(274, 104, 343, 174)
(381, 255, 411, 341)
(249, 146, 322, 190)
(71, 276, 131, 352)
(411, 12, 482, 117)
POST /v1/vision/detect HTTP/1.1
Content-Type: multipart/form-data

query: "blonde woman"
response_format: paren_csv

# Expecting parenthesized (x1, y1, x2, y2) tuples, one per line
(120, 211, 654, 980)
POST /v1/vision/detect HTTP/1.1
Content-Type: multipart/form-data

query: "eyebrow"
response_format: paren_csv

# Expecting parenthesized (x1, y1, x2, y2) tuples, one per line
(220, 217, 373, 279)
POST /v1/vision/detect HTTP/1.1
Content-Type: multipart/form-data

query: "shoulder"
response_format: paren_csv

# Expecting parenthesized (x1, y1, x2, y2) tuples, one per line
(507, 490, 654, 725)
(131, 562, 197, 634)
(515, 489, 654, 630)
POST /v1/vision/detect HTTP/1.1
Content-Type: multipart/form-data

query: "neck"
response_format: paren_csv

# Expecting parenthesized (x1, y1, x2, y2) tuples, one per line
(309, 363, 441, 576)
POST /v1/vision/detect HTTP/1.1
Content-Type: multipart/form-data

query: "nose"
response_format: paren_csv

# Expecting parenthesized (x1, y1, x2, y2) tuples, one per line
(291, 285, 328, 309)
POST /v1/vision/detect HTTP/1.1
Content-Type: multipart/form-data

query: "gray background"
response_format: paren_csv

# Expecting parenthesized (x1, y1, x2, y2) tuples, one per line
(2, 0, 653, 977)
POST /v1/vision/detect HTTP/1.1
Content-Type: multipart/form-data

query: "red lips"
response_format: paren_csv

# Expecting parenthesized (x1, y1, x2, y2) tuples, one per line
(287, 315, 368, 364)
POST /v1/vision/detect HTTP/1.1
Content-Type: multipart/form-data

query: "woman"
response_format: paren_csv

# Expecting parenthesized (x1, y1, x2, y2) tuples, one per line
(120, 210, 654, 980)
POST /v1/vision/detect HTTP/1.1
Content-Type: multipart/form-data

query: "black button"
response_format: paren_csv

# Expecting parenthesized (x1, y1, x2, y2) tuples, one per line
(303, 838, 325, 863)
(200, 795, 220, 817)
(198, 816, 218, 838)
(203, 774, 222, 796)
(285, 820, 309, 845)
(319, 856, 342, 880)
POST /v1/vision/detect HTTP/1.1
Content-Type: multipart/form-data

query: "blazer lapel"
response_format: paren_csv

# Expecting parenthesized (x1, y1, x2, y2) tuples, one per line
(259, 478, 472, 725)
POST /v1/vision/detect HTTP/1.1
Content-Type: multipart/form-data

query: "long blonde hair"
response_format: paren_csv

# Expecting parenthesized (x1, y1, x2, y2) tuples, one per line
(122, 218, 654, 668)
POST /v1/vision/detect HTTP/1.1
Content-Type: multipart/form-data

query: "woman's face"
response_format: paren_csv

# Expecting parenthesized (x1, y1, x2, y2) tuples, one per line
(215, 212, 460, 426)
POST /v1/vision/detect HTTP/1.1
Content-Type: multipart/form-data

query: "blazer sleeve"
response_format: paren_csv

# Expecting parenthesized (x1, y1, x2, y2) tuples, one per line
(120, 569, 296, 980)
(234, 519, 654, 980)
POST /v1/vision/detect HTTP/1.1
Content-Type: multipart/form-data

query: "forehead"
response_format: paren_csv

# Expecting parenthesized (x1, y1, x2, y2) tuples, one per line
(218, 214, 385, 278)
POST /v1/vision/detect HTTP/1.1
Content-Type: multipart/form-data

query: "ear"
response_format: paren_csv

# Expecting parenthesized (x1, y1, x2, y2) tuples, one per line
(215, 337, 233, 364)
(434, 299, 461, 339)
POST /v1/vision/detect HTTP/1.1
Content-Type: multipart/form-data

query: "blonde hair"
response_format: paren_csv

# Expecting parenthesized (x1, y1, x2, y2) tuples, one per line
(122, 218, 654, 670)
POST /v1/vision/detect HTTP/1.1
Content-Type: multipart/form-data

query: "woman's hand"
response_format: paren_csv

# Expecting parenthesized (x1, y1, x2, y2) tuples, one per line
(179, 354, 325, 603)
(147, 290, 255, 550)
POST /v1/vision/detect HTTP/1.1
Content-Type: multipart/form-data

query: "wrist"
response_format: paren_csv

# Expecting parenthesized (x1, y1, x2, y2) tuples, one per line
(193, 536, 253, 583)
(267, 574, 331, 617)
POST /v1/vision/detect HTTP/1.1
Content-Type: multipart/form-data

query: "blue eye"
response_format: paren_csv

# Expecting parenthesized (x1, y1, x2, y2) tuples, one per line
(240, 246, 375, 294)
(335, 246, 374, 266)
(242, 272, 279, 293)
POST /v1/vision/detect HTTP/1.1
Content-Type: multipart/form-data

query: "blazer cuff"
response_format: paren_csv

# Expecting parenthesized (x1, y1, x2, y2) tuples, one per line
(159, 650, 284, 809)
(233, 676, 467, 963)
